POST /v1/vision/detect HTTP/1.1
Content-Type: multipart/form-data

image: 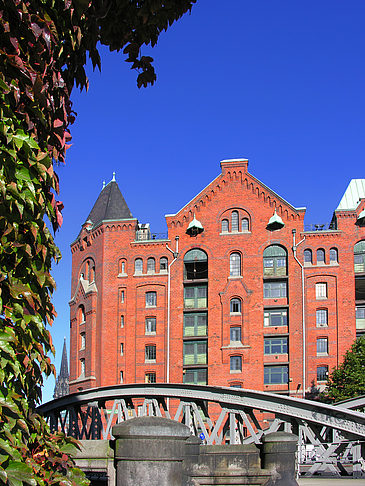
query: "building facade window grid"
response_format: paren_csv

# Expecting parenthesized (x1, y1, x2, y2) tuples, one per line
(145, 345, 156, 362)
(145, 317, 156, 334)
(304, 249, 312, 263)
(330, 248, 338, 263)
(317, 337, 328, 355)
(263, 281, 287, 299)
(230, 326, 241, 342)
(317, 248, 325, 264)
(147, 257, 155, 273)
(230, 355, 242, 372)
(145, 372, 156, 383)
(183, 313, 207, 336)
(317, 365, 328, 382)
(183, 341, 207, 365)
(184, 286, 207, 309)
(264, 365, 288, 385)
(316, 309, 328, 327)
(315, 283, 327, 300)
(241, 218, 249, 231)
(160, 257, 168, 271)
(230, 298, 241, 314)
(264, 309, 288, 327)
(263, 246, 287, 277)
(230, 253, 241, 276)
(183, 368, 207, 385)
(221, 219, 229, 233)
(264, 337, 288, 355)
(135, 258, 143, 274)
(231, 211, 239, 232)
(145, 291, 157, 307)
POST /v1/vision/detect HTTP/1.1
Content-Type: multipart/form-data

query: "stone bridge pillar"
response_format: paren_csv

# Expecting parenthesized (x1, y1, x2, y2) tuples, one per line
(112, 416, 190, 486)
(261, 431, 299, 486)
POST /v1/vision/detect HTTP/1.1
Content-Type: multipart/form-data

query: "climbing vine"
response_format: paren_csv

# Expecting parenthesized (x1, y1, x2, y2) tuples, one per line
(0, 0, 195, 483)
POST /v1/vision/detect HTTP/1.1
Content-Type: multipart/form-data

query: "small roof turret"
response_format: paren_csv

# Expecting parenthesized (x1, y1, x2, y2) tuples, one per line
(85, 174, 133, 227)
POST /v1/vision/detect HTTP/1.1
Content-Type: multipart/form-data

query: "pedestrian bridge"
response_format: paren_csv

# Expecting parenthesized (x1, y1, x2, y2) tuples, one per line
(38, 384, 365, 477)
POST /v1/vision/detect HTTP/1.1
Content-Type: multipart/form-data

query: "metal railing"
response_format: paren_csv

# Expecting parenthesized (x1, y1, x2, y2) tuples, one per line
(135, 232, 168, 241)
(304, 222, 337, 232)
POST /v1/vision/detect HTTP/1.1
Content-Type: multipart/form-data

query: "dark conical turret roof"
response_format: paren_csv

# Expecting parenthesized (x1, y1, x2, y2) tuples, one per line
(53, 338, 69, 399)
(86, 178, 133, 226)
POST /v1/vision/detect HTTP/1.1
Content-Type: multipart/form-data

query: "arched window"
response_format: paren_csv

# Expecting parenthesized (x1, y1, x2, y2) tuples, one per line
(119, 259, 127, 274)
(147, 257, 155, 273)
(317, 248, 325, 264)
(135, 258, 143, 274)
(78, 305, 85, 324)
(184, 249, 208, 280)
(354, 241, 365, 273)
(263, 245, 287, 276)
(230, 252, 241, 276)
(160, 257, 168, 272)
(241, 218, 249, 231)
(231, 211, 239, 232)
(221, 219, 229, 233)
(330, 248, 338, 263)
(230, 298, 241, 314)
(304, 249, 312, 264)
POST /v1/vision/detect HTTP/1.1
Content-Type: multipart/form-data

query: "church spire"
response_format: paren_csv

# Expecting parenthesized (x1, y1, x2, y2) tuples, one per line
(53, 338, 69, 399)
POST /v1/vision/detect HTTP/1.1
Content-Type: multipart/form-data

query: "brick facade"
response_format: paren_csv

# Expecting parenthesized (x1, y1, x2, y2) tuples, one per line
(69, 159, 365, 396)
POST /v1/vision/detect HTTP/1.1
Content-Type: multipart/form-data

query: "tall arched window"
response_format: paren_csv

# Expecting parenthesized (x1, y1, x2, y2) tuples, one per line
(263, 245, 287, 276)
(230, 252, 241, 276)
(317, 248, 325, 264)
(147, 257, 155, 273)
(78, 305, 85, 324)
(230, 298, 241, 314)
(354, 241, 365, 273)
(330, 248, 338, 263)
(135, 258, 143, 274)
(304, 249, 312, 264)
(221, 219, 229, 233)
(231, 211, 239, 232)
(241, 218, 249, 231)
(184, 249, 208, 280)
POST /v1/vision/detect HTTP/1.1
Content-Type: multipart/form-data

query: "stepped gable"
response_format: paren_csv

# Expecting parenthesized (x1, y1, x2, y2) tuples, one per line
(86, 179, 133, 226)
(53, 338, 69, 399)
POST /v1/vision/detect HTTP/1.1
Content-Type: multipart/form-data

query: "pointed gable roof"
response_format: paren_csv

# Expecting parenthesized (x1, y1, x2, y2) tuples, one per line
(86, 180, 133, 226)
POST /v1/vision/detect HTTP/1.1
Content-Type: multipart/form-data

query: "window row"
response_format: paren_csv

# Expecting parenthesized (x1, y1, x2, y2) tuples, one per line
(229, 245, 288, 278)
(120, 371, 157, 384)
(120, 290, 158, 307)
(133, 257, 168, 275)
(221, 210, 250, 233)
(304, 248, 338, 265)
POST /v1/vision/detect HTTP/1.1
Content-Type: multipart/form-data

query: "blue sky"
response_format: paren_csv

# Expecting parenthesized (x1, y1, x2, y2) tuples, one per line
(43, 0, 365, 402)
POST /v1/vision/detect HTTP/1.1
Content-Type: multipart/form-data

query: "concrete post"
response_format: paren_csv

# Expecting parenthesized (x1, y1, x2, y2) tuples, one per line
(261, 431, 299, 486)
(112, 416, 191, 486)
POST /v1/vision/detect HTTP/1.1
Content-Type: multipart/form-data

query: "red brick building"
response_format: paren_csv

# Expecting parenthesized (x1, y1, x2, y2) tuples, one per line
(69, 159, 365, 397)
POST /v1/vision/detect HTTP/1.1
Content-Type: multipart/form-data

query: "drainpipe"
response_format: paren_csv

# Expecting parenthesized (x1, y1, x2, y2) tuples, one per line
(166, 236, 179, 383)
(292, 229, 306, 397)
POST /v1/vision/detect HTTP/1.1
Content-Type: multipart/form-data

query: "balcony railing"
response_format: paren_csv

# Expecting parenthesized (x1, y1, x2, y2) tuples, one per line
(304, 222, 337, 232)
(135, 232, 168, 241)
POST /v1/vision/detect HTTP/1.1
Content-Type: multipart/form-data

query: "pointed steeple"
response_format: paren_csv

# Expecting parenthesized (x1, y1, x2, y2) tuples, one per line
(85, 175, 133, 227)
(53, 338, 69, 399)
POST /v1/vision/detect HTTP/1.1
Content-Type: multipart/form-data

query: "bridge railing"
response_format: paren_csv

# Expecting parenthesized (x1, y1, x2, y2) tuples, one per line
(38, 384, 365, 478)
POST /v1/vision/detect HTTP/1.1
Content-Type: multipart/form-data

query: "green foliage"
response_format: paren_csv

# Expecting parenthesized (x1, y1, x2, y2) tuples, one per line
(0, 0, 196, 483)
(322, 337, 365, 403)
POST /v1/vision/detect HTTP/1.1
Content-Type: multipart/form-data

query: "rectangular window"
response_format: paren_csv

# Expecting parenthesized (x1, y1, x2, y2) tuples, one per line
(120, 370, 124, 383)
(263, 281, 287, 298)
(317, 338, 328, 355)
(183, 313, 207, 336)
(145, 372, 156, 383)
(120, 315, 124, 328)
(183, 340, 207, 365)
(80, 332, 85, 350)
(264, 365, 288, 385)
(183, 368, 207, 385)
(315, 283, 327, 299)
(317, 365, 328, 382)
(145, 345, 156, 362)
(230, 326, 241, 342)
(120, 290, 125, 303)
(264, 309, 288, 327)
(145, 317, 156, 334)
(184, 285, 207, 309)
(264, 337, 288, 355)
(145, 291, 157, 307)
(230, 355, 242, 372)
(356, 306, 365, 330)
(80, 358, 85, 376)
(120, 343, 124, 355)
(316, 309, 328, 327)
(354, 254, 365, 274)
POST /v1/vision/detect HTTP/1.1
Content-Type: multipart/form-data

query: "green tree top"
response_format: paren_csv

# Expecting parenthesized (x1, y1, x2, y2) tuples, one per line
(324, 337, 365, 403)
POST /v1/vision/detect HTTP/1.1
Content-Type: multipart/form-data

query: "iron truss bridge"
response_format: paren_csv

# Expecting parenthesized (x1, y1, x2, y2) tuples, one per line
(38, 384, 365, 478)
